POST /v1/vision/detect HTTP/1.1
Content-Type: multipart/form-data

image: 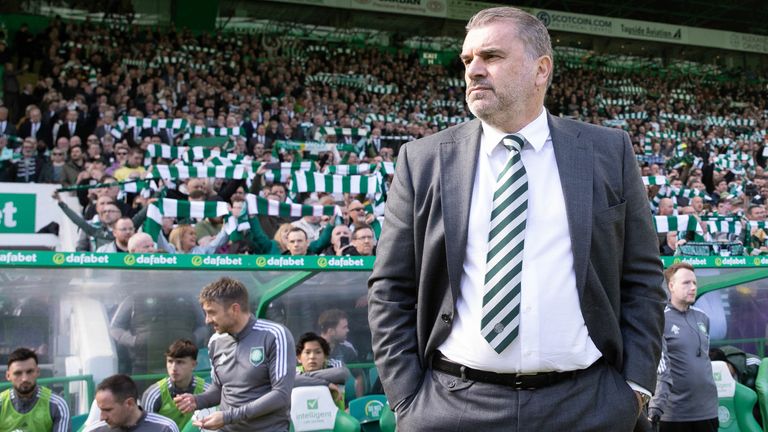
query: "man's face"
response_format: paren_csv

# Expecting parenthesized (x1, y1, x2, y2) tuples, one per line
(330, 318, 350, 342)
(691, 197, 704, 213)
(749, 206, 767, 221)
(287, 231, 308, 255)
(128, 152, 143, 167)
(6, 358, 39, 397)
(271, 185, 287, 202)
(331, 225, 351, 249)
(97, 390, 134, 428)
(658, 199, 674, 216)
(113, 219, 135, 243)
(202, 300, 238, 334)
(188, 179, 206, 194)
(298, 341, 326, 373)
(99, 205, 121, 225)
(347, 202, 366, 223)
(254, 143, 265, 156)
(70, 146, 83, 161)
(352, 228, 375, 255)
(166, 356, 196, 385)
(462, 21, 543, 129)
(0, 107, 7, 121)
(668, 268, 697, 309)
(131, 236, 156, 253)
(21, 141, 35, 157)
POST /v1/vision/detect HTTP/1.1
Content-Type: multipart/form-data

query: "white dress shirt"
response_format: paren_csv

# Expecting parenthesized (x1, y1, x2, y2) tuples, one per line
(439, 107, 602, 373)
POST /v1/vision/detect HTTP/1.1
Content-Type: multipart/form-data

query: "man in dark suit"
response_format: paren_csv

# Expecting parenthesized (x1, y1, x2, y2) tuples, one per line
(368, 7, 665, 431)
(17, 107, 52, 148)
(0, 106, 17, 137)
(55, 108, 86, 142)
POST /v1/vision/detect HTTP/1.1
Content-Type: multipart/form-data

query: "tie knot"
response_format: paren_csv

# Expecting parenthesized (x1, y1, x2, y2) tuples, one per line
(502, 134, 524, 153)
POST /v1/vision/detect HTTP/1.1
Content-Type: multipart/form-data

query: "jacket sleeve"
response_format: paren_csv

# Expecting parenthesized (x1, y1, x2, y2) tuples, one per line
(58, 201, 98, 236)
(617, 130, 666, 391)
(649, 337, 672, 417)
(367, 144, 423, 412)
(308, 223, 333, 254)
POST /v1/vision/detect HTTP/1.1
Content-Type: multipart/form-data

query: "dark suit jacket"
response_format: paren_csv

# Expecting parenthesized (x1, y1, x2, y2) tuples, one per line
(18, 120, 53, 147)
(56, 119, 87, 142)
(368, 115, 666, 410)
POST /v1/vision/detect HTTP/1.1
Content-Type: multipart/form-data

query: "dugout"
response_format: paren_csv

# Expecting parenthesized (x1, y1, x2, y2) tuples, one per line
(0, 251, 766, 418)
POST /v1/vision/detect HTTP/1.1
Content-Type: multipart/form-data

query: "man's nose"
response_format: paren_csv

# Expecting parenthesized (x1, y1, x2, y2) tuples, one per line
(466, 58, 487, 79)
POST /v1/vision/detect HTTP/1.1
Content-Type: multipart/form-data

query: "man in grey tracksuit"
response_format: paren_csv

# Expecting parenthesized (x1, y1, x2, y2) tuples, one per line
(649, 263, 718, 432)
(175, 277, 296, 431)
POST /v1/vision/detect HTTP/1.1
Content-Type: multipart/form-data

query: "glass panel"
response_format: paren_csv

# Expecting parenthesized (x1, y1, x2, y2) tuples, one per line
(268, 271, 373, 363)
(693, 269, 768, 358)
(0, 267, 299, 378)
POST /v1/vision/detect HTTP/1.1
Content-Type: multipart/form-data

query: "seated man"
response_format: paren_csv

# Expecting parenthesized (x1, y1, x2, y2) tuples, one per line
(1, 347, 70, 432)
(85, 374, 178, 431)
(142, 340, 210, 431)
(294, 332, 348, 409)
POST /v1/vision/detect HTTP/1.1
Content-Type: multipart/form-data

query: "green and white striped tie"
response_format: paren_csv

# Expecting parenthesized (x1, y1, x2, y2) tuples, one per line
(482, 134, 527, 353)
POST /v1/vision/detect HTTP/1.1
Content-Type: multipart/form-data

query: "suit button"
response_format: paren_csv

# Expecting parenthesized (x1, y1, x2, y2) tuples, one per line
(441, 313, 451, 323)
(448, 379, 456, 388)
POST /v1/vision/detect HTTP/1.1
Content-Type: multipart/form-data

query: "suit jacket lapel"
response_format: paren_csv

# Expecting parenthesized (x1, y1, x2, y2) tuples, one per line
(440, 119, 482, 300)
(549, 115, 593, 296)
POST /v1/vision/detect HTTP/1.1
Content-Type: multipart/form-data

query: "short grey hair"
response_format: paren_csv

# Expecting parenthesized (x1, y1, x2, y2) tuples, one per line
(466, 7, 553, 86)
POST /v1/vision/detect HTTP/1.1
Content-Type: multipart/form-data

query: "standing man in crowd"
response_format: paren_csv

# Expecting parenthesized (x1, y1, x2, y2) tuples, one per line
(174, 277, 295, 431)
(649, 263, 718, 431)
(1, 347, 70, 432)
(368, 6, 665, 431)
(141, 339, 209, 431)
(85, 374, 178, 432)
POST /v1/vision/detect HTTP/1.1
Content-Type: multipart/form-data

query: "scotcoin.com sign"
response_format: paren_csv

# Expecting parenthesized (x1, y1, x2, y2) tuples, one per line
(0, 193, 36, 233)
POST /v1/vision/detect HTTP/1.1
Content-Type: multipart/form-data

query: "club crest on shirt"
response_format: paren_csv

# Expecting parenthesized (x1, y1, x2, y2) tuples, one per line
(250, 347, 264, 367)
(670, 324, 680, 335)
(697, 322, 707, 335)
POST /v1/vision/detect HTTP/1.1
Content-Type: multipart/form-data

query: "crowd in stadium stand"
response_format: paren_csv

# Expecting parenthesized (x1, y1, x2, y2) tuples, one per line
(1, 17, 767, 257)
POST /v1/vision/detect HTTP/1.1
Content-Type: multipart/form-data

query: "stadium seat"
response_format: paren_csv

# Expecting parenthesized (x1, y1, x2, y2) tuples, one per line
(348, 394, 388, 432)
(711, 361, 762, 432)
(378, 405, 396, 432)
(71, 413, 88, 432)
(290, 385, 361, 432)
(756, 358, 768, 432)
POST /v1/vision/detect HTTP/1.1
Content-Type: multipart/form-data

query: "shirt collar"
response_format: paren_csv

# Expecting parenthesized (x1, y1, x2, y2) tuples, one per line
(481, 107, 549, 156)
(234, 316, 256, 341)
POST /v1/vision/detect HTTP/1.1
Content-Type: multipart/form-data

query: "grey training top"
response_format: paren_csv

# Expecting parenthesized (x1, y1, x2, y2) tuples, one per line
(83, 411, 179, 432)
(195, 317, 296, 432)
(650, 304, 719, 422)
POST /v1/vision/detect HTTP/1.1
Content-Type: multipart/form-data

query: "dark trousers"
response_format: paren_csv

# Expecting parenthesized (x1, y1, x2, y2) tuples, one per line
(397, 361, 640, 431)
(659, 419, 719, 432)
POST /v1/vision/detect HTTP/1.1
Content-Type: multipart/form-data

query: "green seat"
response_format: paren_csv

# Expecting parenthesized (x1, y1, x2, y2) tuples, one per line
(712, 361, 762, 432)
(348, 395, 388, 432)
(290, 385, 361, 432)
(345, 372, 357, 407)
(756, 358, 768, 432)
(378, 404, 396, 432)
(196, 347, 210, 371)
(72, 413, 88, 432)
